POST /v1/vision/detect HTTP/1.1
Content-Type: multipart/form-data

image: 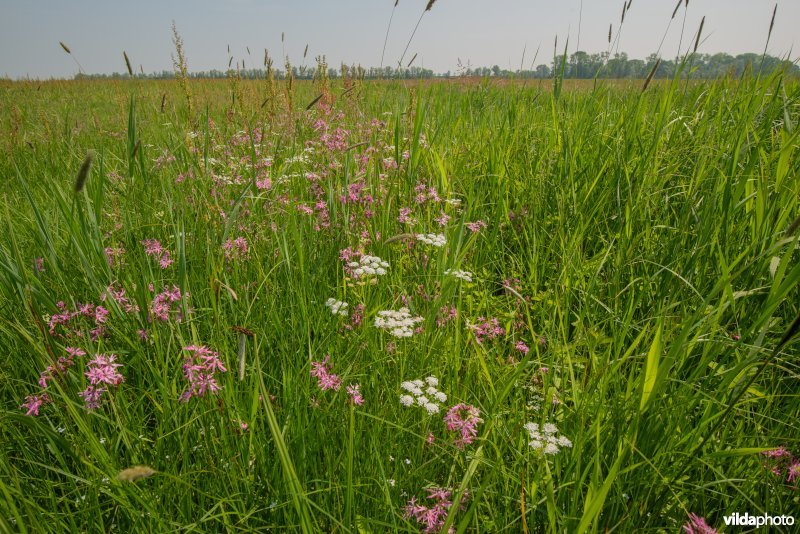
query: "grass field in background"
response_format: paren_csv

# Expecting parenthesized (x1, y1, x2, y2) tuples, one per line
(1, 71, 799, 532)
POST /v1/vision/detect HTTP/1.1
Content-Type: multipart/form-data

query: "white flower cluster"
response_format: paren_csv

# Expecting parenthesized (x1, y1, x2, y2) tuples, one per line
(445, 269, 473, 282)
(523, 422, 573, 455)
(325, 298, 349, 317)
(399, 377, 447, 414)
(348, 255, 389, 279)
(285, 154, 310, 165)
(374, 308, 423, 338)
(416, 233, 447, 247)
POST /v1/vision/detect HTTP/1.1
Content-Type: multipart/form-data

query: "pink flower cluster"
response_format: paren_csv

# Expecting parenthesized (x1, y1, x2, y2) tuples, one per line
(473, 317, 505, 344)
(141, 239, 173, 269)
(404, 488, 469, 533)
(21, 393, 51, 416)
(340, 182, 374, 207)
(346, 384, 364, 406)
(179, 345, 227, 402)
(38, 347, 86, 388)
(444, 403, 483, 448)
(101, 284, 139, 313)
(79, 353, 124, 409)
(344, 303, 365, 330)
(256, 174, 272, 190)
(48, 301, 109, 341)
(310, 356, 341, 391)
(413, 182, 441, 205)
(436, 305, 458, 328)
(683, 513, 718, 534)
(398, 207, 414, 224)
(465, 220, 487, 233)
(150, 285, 185, 322)
(320, 126, 350, 151)
(761, 447, 800, 484)
(223, 237, 249, 261)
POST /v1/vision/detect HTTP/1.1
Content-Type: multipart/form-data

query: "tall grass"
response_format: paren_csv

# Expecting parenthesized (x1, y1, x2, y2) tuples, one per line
(0, 65, 798, 532)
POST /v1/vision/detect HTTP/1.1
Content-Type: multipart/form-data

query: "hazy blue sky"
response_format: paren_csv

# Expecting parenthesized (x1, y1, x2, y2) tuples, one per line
(1, 0, 797, 78)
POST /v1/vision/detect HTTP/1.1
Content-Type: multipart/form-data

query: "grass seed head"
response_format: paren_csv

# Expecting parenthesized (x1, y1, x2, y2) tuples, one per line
(117, 465, 156, 482)
(123, 51, 133, 76)
(74, 151, 94, 193)
(672, 0, 681, 20)
(694, 16, 705, 53)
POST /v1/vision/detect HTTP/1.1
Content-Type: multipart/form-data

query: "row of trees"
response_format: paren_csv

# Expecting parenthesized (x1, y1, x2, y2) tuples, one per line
(75, 52, 797, 81)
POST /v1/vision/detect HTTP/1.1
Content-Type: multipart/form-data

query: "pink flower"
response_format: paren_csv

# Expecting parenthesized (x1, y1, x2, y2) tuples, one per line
(79, 385, 106, 410)
(85, 354, 124, 386)
(38, 347, 82, 388)
(80, 353, 124, 409)
(21, 393, 51, 416)
(256, 176, 272, 190)
(515, 341, 530, 355)
(149, 285, 185, 322)
(434, 212, 450, 227)
(101, 284, 139, 313)
(444, 403, 483, 448)
(398, 207, 413, 224)
(33, 257, 45, 273)
(761, 446, 791, 458)
(404, 487, 469, 533)
(473, 317, 505, 344)
(465, 220, 487, 233)
(787, 460, 800, 483)
(141, 239, 173, 269)
(310, 356, 341, 391)
(437, 306, 458, 327)
(339, 247, 361, 263)
(180, 345, 227, 402)
(345, 304, 365, 330)
(296, 204, 314, 215)
(223, 237, 249, 261)
(347, 384, 364, 406)
(65, 347, 87, 359)
(94, 306, 110, 324)
(683, 513, 717, 534)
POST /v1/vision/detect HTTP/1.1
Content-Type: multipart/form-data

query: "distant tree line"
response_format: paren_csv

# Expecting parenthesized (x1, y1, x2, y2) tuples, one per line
(73, 52, 798, 81)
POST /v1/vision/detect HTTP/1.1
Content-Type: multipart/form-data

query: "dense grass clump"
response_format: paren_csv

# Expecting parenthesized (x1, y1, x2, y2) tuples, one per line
(0, 72, 798, 532)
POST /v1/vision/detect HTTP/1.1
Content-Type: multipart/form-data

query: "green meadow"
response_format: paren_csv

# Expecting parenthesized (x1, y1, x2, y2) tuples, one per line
(1, 67, 799, 532)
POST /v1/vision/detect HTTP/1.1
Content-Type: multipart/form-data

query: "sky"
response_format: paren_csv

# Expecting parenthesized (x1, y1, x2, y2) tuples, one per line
(0, 0, 797, 79)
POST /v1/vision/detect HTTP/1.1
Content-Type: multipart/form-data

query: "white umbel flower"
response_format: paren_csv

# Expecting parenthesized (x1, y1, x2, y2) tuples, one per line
(524, 421, 572, 455)
(445, 269, 473, 282)
(399, 375, 447, 415)
(416, 233, 447, 247)
(349, 255, 390, 279)
(374, 307, 423, 338)
(325, 298, 349, 317)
